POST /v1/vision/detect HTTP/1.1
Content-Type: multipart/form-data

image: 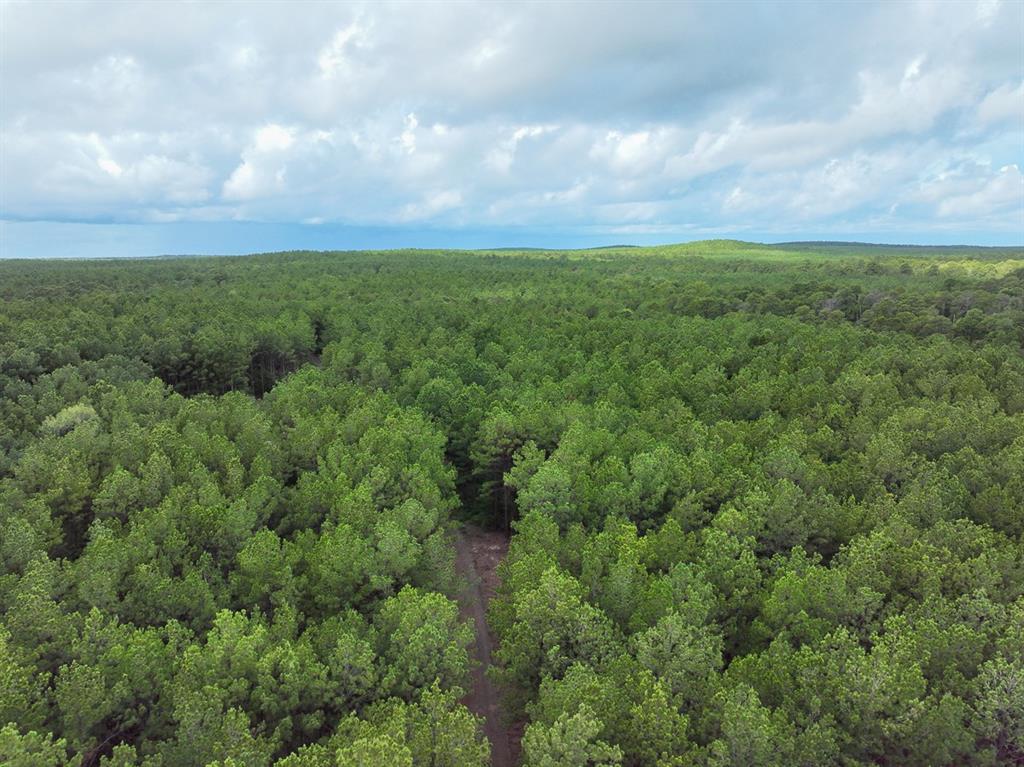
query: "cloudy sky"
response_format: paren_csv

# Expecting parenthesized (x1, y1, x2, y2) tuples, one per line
(1, 0, 1022, 256)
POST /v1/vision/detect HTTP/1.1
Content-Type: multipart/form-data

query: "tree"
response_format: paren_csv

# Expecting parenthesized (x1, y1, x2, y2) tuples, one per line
(493, 567, 619, 714)
(405, 681, 489, 767)
(971, 657, 1024, 765)
(633, 612, 723, 716)
(373, 587, 473, 700)
(522, 704, 622, 767)
(0, 724, 78, 767)
(0, 626, 48, 731)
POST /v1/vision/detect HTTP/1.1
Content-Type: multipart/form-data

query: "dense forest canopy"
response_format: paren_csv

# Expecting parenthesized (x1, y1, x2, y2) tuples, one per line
(1, 240, 1023, 766)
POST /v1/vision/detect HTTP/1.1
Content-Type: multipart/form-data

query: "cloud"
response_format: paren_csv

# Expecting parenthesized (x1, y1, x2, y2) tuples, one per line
(666, 58, 975, 182)
(1, 0, 1021, 245)
(722, 149, 926, 221)
(399, 114, 419, 155)
(936, 164, 1023, 219)
(254, 124, 295, 152)
(222, 124, 299, 200)
(317, 20, 370, 79)
(591, 128, 681, 177)
(978, 81, 1024, 126)
(2, 129, 213, 220)
(400, 189, 463, 222)
(486, 124, 557, 173)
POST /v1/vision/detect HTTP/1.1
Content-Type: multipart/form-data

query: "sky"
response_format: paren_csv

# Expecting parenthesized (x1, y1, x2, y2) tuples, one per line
(1, 0, 1022, 258)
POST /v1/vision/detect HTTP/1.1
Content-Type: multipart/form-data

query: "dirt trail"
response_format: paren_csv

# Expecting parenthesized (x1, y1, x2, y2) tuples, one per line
(454, 525, 515, 767)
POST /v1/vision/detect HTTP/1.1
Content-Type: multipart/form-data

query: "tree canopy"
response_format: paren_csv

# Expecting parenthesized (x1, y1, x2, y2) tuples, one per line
(1, 241, 1022, 765)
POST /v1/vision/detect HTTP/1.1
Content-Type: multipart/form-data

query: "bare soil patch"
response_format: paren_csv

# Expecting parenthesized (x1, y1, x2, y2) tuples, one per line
(454, 525, 520, 766)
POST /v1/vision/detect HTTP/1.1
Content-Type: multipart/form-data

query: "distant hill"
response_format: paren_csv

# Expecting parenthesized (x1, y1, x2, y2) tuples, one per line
(771, 241, 1024, 259)
(122, 238, 1024, 263)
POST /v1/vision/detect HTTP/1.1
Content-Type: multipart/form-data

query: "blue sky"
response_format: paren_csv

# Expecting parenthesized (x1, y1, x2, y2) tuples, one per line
(1, 0, 1022, 257)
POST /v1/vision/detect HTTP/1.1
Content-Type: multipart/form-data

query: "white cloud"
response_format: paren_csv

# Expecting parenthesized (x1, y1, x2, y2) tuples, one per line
(978, 81, 1024, 125)
(97, 157, 123, 177)
(470, 40, 503, 68)
(230, 46, 259, 70)
(89, 132, 124, 178)
(222, 124, 298, 200)
(400, 189, 463, 221)
(317, 21, 370, 78)
(1, 1, 1021, 239)
(399, 113, 419, 154)
(977, 0, 1002, 26)
(591, 129, 680, 177)
(486, 124, 557, 173)
(937, 164, 1023, 218)
(721, 149, 922, 221)
(668, 57, 974, 182)
(254, 124, 295, 152)
(222, 161, 258, 200)
(5, 130, 214, 216)
(79, 54, 142, 98)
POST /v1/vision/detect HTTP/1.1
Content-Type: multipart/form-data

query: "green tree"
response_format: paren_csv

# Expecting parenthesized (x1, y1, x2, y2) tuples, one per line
(522, 704, 623, 767)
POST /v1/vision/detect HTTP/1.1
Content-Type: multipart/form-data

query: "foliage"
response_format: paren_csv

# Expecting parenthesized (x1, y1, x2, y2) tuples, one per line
(1, 241, 1022, 764)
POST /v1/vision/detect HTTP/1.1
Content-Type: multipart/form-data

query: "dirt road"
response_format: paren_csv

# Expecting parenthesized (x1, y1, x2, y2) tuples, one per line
(454, 526, 515, 767)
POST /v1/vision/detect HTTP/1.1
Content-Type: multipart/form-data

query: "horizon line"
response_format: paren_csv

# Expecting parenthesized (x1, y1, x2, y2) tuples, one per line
(4, 238, 1024, 263)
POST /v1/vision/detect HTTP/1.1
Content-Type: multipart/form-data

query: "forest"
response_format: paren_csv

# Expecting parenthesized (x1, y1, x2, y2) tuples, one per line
(1, 240, 1023, 766)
